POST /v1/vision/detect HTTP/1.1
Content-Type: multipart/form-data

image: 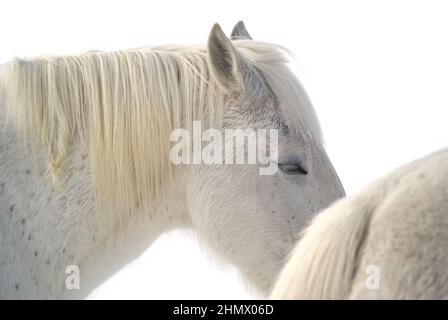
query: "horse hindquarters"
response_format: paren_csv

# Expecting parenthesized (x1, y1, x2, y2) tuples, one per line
(349, 156, 448, 299)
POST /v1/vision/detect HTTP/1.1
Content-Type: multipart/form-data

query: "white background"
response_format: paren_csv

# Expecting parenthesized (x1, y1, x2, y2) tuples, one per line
(1, 0, 447, 299)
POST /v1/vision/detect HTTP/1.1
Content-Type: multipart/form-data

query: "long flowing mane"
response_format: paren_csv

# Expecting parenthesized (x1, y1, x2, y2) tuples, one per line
(2, 41, 322, 213)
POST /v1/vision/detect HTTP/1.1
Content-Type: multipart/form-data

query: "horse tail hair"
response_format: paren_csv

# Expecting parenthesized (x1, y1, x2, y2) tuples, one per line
(270, 194, 376, 299)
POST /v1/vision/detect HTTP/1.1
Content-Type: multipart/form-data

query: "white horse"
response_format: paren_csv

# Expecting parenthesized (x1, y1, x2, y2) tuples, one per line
(271, 148, 448, 299)
(0, 22, 344, 299)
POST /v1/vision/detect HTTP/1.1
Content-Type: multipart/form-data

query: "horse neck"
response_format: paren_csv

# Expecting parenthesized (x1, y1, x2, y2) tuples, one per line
(0, 89, 191, 298)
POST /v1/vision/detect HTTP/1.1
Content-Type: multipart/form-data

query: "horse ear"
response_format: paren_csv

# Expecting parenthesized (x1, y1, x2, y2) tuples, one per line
(207, 23, 264, 98)
(230, 21, 253, 40)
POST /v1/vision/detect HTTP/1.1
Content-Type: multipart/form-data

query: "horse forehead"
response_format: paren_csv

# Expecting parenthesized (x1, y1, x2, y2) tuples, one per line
(272, 107, 313, 144)
(282, 126, 313, 146)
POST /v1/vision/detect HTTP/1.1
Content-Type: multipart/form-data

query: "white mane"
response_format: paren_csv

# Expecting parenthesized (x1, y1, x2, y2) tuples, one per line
(2, 41, 322, 213)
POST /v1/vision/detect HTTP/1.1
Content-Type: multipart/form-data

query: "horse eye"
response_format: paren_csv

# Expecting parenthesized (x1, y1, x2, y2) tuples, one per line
(278, 163, 308, 175)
